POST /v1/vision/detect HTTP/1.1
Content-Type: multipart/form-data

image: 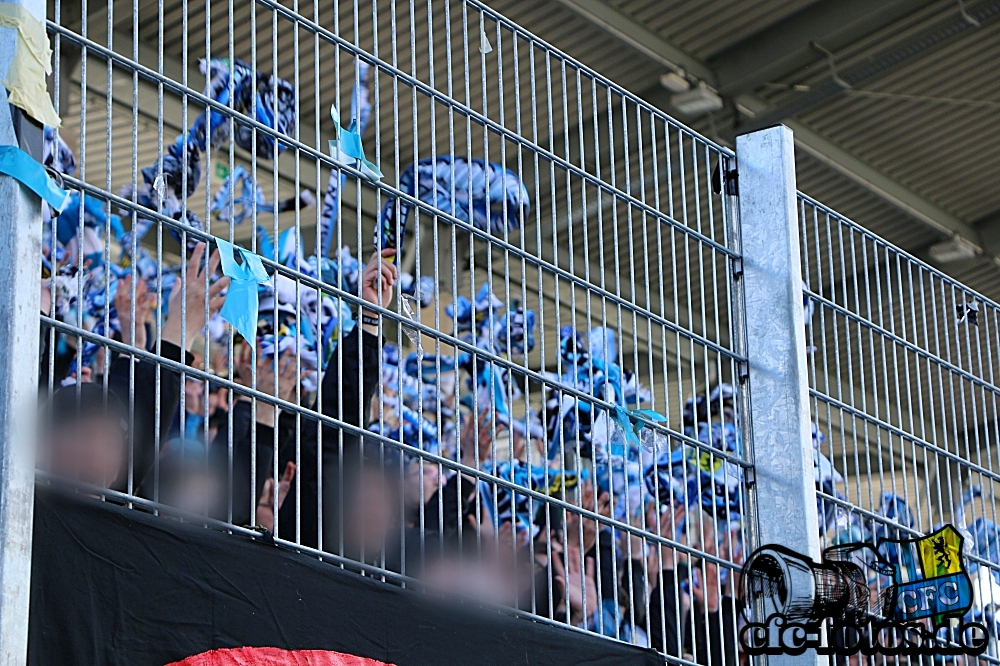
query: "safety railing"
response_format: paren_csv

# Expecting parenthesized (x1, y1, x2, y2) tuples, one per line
(800, 191, 1000, 661)
(30, 0, 749, 661)
(14, 0, 998, 663)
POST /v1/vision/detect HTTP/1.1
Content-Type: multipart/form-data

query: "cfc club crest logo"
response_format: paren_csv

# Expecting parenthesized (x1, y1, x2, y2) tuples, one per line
(737, 525, 988, 657)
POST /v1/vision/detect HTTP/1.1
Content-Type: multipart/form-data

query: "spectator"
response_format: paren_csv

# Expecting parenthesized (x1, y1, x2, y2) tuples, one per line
(118, 242, 227, 494)
(403, 457, 440, 528)
(648, 506, 739, 666)
(212, 341, 298, 527)
(40, 242, 228, 495)
(38, 383, 129, 488)
(257, 249, 398, 552)
(255, 461, 296, 533)
(156, 443, 226, 518)
(342, 449, 403, 569)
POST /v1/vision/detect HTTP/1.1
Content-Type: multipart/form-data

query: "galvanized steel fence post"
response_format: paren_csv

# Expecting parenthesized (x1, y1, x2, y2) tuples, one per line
(0, 0, 45, 660)
(736, 126, 821, 666)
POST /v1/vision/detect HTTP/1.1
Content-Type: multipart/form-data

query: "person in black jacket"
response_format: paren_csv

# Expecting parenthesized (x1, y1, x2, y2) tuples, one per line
(216, 248, 397, 550)
(280, 248, 397, 553)
(114, 242, 228, 495)
(647, 505, 740, 666)
(39, 383, 131, 489)
(212, 340, 299, 527)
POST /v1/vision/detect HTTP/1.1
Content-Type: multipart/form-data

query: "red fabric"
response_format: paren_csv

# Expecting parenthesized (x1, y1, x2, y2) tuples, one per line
(167, 647, 395, 666)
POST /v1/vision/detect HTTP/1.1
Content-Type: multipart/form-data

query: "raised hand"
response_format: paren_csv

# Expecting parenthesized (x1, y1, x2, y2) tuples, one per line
(256, 461, 296, 533)
(459, 406, 494, 469)
(691, 558, 721, 613)
(162, 242, 230, 351)
(552, 537, 597, 627)
(235, 345, 300, 427)
(359, 248, 398, 323)
(116, 274, 154, 351)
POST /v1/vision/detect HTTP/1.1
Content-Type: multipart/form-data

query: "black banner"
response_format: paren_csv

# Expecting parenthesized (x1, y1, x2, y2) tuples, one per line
(28, 490, 663, 666)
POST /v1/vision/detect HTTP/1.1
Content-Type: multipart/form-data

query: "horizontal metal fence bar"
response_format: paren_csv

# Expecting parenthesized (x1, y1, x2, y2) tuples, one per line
(258, 0, 736, 159)
(804, 287, 1000, 397)
(42, 313, 744, 559)
(817, 489, 1000, 574)
(36, 471, 270, 538)
(811, 391, 1000, 484)
(426, 0, 733, 160)
(44, 274, 748, 469)
(53, 166, 740, 392)
(799, 190, 1000, 309)
(60, 162, 743, 367)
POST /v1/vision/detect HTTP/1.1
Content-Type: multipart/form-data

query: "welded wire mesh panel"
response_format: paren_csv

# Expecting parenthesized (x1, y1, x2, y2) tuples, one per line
(800, 192, 1000, 658)
(38, 0, 748, 658)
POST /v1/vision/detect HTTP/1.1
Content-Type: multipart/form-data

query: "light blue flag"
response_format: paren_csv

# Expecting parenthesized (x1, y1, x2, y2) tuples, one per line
(216, 238, 270, 342)
(0, 144, 70, 211)
(614, 406, 667, 449)
(328, 105, 382, 182)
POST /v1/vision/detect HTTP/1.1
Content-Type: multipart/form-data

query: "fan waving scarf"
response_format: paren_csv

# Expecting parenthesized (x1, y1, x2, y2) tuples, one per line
(483, 459, 587, 535)
(375, 156, 529, 264)
(168, 647, 395, 666)
(200, 57, 296, 161)
(212, 164, 314, 227)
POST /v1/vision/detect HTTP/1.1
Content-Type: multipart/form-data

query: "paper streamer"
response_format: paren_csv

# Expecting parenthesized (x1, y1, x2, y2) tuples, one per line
(0, 144, 69, 211)
(0, 4, 60, 127)
(613, 406, 667, 449)
(216, 238, 270, 342)
(328, 104, 382, 183)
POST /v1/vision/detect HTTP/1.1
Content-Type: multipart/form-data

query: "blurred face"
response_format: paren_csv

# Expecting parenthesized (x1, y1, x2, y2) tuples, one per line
(346, 467, 399, 557)
(185, 379, 205, 415)
(208, 388, 228, 416)
(403, 460, 439, 510)
(44, 416, 126, 488)
(423, 553, 508, 604)
(163, 468, 223, 516)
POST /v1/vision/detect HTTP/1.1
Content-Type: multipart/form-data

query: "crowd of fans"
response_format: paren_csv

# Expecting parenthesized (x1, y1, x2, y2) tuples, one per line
(32, 55, 754, 660)
(37, 231, 758, 664)
(41, 240, 1000, 664)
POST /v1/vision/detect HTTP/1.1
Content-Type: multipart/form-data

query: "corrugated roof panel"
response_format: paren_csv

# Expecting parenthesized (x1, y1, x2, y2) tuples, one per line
(607, 0, 815, 59)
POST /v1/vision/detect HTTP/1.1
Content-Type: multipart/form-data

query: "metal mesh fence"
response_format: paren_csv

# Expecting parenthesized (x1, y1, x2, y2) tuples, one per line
(800, 191, 1000, 660)
(37, 0, 748, 659)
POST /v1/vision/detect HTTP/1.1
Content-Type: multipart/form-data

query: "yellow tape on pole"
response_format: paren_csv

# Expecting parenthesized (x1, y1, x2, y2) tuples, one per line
(0, 3, 60, 128)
